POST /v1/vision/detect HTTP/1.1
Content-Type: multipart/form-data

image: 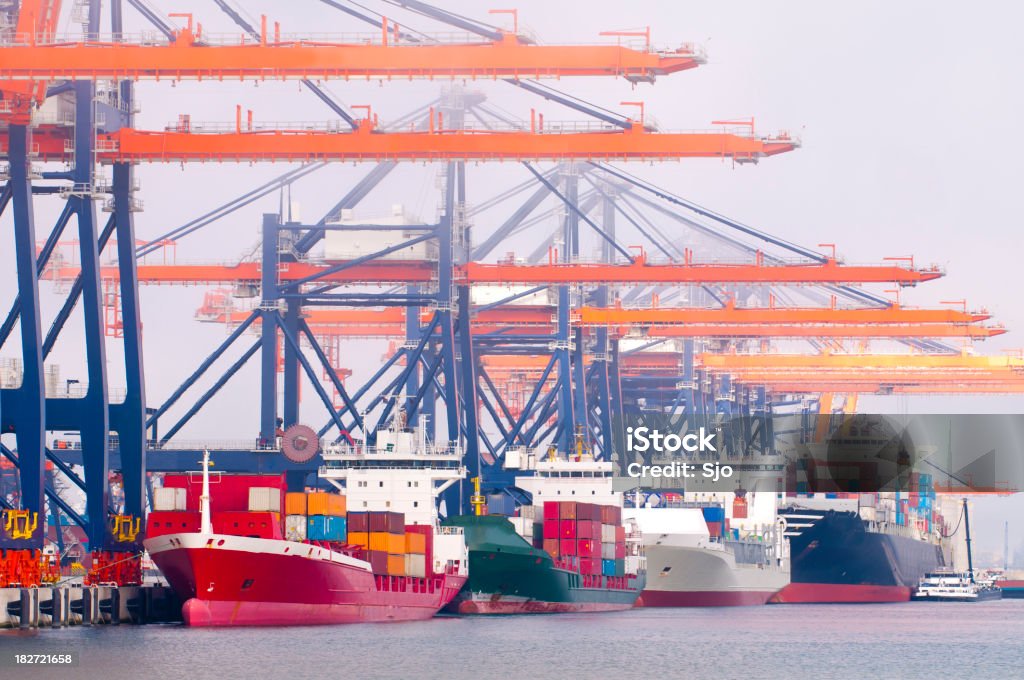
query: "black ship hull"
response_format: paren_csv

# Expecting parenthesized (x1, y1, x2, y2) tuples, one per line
(773, 509, 944, 603)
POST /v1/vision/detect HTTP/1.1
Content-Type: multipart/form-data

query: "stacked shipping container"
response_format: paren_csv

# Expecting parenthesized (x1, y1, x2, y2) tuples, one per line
(540, 501, 626, 578)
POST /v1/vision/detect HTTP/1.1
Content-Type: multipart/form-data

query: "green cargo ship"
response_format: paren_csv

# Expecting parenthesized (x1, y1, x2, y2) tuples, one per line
(442, 514, 645, 614)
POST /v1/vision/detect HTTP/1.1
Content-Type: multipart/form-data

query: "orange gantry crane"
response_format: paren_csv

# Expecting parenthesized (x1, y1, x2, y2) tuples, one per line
(476, 352, 1024, 394)
(42, 253, 941, 286)
(0, 22, 704, 82)
(694, 352, 1024, 394)
(191, 303, 1002, 340)
(0, 0, 61, 123)
(16, 117, 799, 164)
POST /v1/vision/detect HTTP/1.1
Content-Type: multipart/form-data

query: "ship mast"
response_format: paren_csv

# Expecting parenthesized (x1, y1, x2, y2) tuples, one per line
(200, 450, 213, 535)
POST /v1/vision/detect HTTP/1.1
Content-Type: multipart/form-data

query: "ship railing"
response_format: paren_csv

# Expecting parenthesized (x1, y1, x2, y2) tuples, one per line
(437, 526, 464, 536)
(322, 443, 461, 458)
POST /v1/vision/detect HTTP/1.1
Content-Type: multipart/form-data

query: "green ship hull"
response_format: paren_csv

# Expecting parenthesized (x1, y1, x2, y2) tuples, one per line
(443, 515, 644, 615)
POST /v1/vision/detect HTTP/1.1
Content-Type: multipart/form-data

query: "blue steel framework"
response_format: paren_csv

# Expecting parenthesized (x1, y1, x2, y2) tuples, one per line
(0, 0, 148, 559)
(0, 0, 960, 565)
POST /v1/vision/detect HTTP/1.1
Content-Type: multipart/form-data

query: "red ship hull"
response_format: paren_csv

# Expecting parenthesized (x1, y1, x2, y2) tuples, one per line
(145, 533, 466, 626)
(769, 582, 911, 604)
(639, 589, 778, 607)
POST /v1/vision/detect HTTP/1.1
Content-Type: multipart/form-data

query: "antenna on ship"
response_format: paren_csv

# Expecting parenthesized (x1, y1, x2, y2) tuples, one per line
(200, 449, 213, 535)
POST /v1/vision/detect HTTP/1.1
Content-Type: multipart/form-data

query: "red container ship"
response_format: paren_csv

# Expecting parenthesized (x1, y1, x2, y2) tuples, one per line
(144, 438, 468, 627)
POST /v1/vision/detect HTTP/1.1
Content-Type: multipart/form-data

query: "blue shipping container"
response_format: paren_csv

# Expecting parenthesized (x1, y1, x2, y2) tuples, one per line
(487, 494, 515, 516)
(602, 559, 615, 577)
(308, 515, 347, 542)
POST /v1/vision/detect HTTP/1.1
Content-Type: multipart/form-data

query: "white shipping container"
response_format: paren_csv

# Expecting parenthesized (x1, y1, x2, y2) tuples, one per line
(624, 555, 644, 575)
(509, 516, 533, 539)
(285, 515, 307, 541)
(520, 505, 538, 520)
(405, 553, 427, 578)
(601, 543, 615, 559)
(153, 487, 187, 511)
(248, 487, 282, 513)
(601, 524, 615, 542)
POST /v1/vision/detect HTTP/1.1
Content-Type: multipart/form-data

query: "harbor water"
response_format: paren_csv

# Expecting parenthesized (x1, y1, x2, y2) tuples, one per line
(3, 600, 1021, 680)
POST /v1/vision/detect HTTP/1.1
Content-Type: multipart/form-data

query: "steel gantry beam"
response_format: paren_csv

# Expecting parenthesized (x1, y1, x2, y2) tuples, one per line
(51, 256, 942, 287)
(697, 353, 1024, 371)
(459, 257, 940, 286)
(16, 120, 800, 164)
(195, 301, 1001, 341)
(0, 26, 704, 82)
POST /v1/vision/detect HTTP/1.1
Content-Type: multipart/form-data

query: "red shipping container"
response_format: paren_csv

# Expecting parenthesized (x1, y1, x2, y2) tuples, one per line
(146, 511, 201, 538)
(405, 525, 434, 574)
(543, 538, 560, 558)
(707, 521, 722, 538)
(559, 519, 577, 539)
(615, 526, 626, 542)
(559, 501, 577, 520)
(368, 511, 390, 532)
(614, 542, 626, 559)
(577, 520, 595, 539)
(559, 539, 577, 556)
(366, 550, 389, 575)
(577, 539, 599, 558)
(579, 558, 602, 575)
(347, 511, 369, 533)
(163, 473, 285, 513)
(575, 503, 590, 521)
(212, 511, 282, 539)
(543, 502, 560, 520)
(543, 518, 560, 539)
(370, 511, 406, 533)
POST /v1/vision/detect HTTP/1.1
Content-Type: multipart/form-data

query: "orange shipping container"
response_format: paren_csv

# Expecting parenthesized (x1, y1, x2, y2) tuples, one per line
(387, 554, 406, 576)
(307, 492, 347, 517)
(369, 532, 405, 553)
(347, 532, 370, 548)
(285, 492, 307, 515)
(405, 531, 427, 554)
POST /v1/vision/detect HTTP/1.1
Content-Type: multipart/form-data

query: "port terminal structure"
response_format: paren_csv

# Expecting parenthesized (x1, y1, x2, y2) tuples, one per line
(0, 0, 1020, 589)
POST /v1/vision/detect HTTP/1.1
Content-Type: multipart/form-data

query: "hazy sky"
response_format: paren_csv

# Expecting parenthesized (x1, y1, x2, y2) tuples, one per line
(1, 0, 1022, 560)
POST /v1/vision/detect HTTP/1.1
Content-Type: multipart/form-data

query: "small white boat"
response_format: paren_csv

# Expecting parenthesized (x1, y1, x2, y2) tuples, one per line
(912, 570, 1002, 602)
